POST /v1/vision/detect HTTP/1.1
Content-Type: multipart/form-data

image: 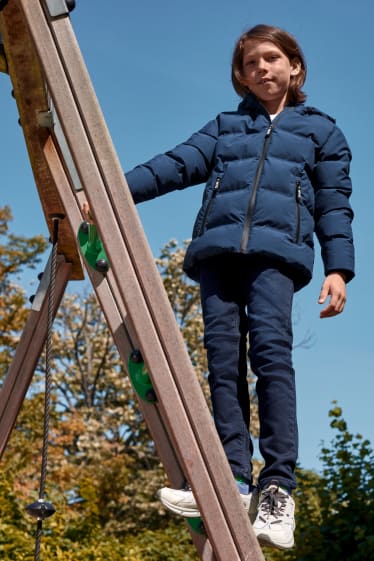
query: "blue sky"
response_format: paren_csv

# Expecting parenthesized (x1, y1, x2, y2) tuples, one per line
(1, 0, 373, 473)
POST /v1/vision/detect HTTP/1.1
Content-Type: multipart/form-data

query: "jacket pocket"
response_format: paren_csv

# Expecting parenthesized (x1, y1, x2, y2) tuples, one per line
(295, 180, 302, 243)
(196, 176, 222, 236)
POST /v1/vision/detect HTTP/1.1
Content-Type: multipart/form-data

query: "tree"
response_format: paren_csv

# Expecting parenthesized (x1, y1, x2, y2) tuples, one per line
(316, 403, 374, 560)
(0, 205, 47, 376)
(263, 404, 374, 561)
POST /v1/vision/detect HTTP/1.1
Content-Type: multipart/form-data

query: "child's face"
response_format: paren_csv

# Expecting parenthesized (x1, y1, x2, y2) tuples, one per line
(240, 40, 300, 114)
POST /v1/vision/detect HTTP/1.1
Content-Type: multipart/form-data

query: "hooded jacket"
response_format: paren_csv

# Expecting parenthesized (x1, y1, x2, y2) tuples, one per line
(126, 94, 354, 289)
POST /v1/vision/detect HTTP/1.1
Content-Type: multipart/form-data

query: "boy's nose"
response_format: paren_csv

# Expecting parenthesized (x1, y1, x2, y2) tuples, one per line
(257, 60, 268, 74)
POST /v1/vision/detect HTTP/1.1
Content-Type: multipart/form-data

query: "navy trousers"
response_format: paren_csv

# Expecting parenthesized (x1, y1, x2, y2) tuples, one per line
(199, 255, 298, 490)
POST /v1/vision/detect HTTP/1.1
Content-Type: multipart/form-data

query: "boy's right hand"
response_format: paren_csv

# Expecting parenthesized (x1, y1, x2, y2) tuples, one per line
(318, 272, 347, 318)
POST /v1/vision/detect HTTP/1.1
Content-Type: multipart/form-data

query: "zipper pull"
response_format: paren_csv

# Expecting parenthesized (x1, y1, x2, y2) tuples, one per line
(265, 124, 273, 137)
(296, 181, 302, 202)
(213, 177, 221, 191)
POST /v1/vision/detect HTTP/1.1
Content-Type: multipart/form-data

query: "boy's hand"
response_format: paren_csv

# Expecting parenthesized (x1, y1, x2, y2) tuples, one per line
(318, 272, 347, 318)
(82, 201, 94, 223)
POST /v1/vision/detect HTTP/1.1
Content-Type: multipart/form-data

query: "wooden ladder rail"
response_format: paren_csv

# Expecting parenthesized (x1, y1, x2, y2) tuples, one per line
(0, 3, 215, 554)
(44, 140, 216, 561)
(0, 1, 265, 560)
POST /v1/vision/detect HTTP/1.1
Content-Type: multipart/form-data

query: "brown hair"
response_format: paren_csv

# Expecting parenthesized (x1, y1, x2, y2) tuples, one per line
(231, 24, 307, 104)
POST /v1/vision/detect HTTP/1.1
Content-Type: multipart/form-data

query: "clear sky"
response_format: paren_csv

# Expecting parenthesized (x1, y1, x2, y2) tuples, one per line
(1, 0, 373, 472)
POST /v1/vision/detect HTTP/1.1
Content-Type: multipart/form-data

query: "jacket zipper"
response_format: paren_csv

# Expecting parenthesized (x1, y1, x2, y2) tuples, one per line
(199, 176, 221, 234)
(240, 122, 274, 252)
(295, 180, 302, 243)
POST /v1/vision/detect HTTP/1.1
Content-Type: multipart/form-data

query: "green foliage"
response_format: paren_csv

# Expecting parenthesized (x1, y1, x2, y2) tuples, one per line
(315, 403, 374, 561)
(0, 206, 47, 375)
(0, 519, 198, 561)
(264, 403, 374, 561)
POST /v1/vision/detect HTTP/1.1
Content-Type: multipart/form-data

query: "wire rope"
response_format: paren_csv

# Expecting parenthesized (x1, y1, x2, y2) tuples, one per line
(26, 216, 62, 561)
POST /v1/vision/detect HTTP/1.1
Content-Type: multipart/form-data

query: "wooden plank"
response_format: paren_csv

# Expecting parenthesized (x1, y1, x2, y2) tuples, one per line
(0, 257, 71, 458)
(28, 14, 241, 556)
(43, 134, 217, 561)
(0, 1, 83, 279)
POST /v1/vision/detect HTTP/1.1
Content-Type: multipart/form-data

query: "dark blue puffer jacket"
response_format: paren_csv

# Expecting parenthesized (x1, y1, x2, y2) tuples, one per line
(126, 93, 354, 289)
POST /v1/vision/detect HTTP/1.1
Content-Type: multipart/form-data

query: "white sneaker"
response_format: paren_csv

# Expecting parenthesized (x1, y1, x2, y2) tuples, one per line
(253, 481, 295, 549)
(157, 484, 259, 520)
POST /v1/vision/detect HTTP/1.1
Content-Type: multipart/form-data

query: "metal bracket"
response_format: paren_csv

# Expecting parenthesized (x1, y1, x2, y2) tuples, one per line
(44, 0, 69, 17)
(38, 110, 54, 128)
(44, 0, 76, 17)
(31, 254, 52, 312)
(45, 96, 82, 191)
(31, 255, 66, 312)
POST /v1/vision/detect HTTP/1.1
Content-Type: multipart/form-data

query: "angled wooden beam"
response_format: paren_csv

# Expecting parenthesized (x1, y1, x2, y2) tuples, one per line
(22, 8, 249, 555)
(43, 133, 216, 561)
(0, 256, 71, 458)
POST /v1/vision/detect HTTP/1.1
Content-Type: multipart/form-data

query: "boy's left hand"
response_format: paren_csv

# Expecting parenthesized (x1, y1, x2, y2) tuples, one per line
(318, 272, 347, 318)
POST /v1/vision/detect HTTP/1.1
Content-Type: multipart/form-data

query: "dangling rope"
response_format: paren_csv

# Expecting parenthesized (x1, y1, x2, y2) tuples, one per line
(26, 215, 63, 560)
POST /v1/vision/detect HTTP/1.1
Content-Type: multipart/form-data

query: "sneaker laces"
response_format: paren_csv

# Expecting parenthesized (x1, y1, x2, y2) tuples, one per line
(258, 484, 288, 523)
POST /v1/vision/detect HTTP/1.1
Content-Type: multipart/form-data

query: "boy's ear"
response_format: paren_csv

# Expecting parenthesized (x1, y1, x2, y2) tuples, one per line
(290, 60, 301, 77)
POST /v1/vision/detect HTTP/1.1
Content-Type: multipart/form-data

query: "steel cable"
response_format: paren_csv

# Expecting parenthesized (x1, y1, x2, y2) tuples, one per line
(31, 217, 61, 561)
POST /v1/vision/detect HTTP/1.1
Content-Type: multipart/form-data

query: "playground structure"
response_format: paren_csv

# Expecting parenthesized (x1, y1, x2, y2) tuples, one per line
(0, 2, 265, 560)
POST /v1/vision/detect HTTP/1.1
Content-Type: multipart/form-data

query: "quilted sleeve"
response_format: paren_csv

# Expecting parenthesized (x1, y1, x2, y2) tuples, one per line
(125, 119, 219, 204)
(313, 124, 355, 281)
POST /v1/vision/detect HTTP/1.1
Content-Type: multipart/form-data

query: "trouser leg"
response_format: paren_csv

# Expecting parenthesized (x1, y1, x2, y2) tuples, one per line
(246, 265, 298, 490)
(200, 258, 253, 483)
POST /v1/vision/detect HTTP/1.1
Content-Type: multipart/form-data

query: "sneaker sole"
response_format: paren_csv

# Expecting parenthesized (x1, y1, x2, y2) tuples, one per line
(256, 533, 294, 550)
(159, 498, 201, 518)
(160, 494, 255, 519)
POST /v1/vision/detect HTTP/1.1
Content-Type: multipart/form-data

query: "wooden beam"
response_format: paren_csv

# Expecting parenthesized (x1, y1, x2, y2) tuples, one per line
(43, 136, 216, 560)
(0, 1, 83, 279)
(0, 257, 71, 458)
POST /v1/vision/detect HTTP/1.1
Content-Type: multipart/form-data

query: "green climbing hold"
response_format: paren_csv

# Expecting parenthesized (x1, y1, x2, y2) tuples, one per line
(78, 222, 109, 273)
(128, 350, 157, 403)
(187, 517, 205, 534)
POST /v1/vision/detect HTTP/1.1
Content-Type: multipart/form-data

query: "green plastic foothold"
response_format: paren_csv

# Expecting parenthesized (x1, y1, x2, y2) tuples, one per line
(128, 351, 157, 403)
(187, 517, 205, 534)
(78, 222, 109, 273)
